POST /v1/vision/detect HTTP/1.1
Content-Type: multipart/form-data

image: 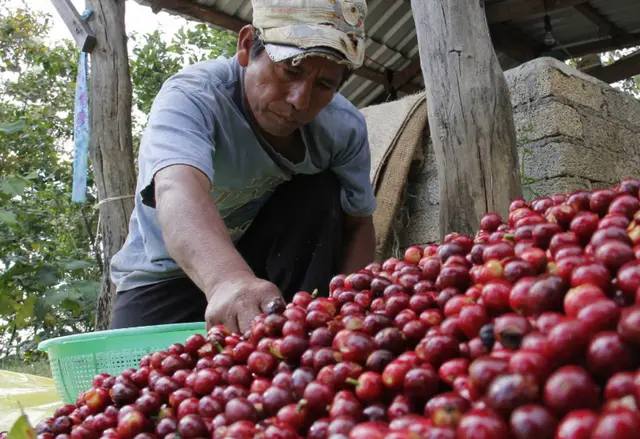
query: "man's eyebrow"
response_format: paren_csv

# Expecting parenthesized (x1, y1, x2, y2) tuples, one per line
(282, 60, 341, 84)
(319, 75, 340, 86)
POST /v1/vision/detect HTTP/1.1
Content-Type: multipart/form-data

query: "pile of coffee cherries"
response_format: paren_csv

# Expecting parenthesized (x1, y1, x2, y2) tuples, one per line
(9, 178, 640, 439)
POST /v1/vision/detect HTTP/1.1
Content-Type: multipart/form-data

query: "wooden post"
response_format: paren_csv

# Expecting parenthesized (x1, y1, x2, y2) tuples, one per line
(409, 0, 524, 240)
(86, 0, 136, 330)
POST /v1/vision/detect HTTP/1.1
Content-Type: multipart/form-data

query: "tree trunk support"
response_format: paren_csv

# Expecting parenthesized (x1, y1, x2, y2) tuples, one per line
(86, 0, 136, 330)
(410, 0, 524, 240)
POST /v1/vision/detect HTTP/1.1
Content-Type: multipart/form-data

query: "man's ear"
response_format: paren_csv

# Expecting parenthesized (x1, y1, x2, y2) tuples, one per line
(237, 25, 255, 67)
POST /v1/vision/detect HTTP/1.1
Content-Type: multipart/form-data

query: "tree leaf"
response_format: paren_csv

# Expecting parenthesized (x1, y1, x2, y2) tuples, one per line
(67, 279, 101, 300)
(7, 412, 36, 439)
(35, 265, 59, 286)
(23, 170, 39, 180)
(0, 208, 18, 225)
(15, 294, 36, 329)
(0, 295, 17, 315)
(0, 175, 29, 196)
(45, 279, 100, 306)
(60, 298, 82, 315)
(58, 259, 93, 270)
(0, 119, 26, 134)
(67, 280, 100, 296)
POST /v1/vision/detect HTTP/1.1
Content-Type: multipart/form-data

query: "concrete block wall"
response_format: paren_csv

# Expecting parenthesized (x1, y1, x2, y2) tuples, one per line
(391, 57, 640, 256)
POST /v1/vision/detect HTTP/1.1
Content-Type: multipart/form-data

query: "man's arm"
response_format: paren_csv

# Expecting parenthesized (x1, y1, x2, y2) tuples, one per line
(155, 164, 283, 334)
(340, 214, 376, 274)
(155, 164, 251, 295)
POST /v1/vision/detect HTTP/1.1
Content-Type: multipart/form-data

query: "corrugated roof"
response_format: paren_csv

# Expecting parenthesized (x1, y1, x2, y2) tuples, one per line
(134, 0, 640, 108)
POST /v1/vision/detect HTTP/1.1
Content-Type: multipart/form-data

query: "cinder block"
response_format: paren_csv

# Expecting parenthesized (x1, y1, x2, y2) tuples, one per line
(528, 176, 595, 197)
(505, 57, 605, 111)
(602, 86, 640, 127)
(582, 115, 623, 152)
(398, 206, 440, 249)
(549, 70, 604, 112)
(519, 141, 629, 183)
(514, 101, 583, 141)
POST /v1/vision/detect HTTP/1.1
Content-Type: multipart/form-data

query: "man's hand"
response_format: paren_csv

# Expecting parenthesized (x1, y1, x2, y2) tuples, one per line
(204, 272, 285, 334)
(155, 165, 285, 335)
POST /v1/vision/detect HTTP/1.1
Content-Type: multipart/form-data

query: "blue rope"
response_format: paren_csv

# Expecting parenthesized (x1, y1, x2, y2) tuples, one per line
(71, 8, 94, 203)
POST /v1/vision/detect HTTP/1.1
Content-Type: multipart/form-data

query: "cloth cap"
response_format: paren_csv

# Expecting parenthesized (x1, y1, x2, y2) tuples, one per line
(251, 0, 367, 69)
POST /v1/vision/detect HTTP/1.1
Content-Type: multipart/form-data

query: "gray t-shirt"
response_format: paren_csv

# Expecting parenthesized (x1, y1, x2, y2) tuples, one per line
(110, 55, 377, 293)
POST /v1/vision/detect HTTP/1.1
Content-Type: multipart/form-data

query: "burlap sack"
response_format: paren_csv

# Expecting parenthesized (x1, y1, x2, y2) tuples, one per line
(360, 92, 429, 260)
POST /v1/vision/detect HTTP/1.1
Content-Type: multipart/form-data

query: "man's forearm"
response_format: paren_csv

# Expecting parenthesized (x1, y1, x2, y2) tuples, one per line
(340, 215, 376, 275)
(155, 169, 253, 298)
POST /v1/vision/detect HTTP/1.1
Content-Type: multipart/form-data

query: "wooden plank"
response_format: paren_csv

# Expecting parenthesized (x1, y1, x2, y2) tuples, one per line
(562, 33, 640, 58)
(486, 0, 588, 24)
(391, 56, 421, 89)
(410, 0, 523, 240)
(50, 0, 96, 52)
(573, 3, 630, 39)
(584, 51, 640, 84)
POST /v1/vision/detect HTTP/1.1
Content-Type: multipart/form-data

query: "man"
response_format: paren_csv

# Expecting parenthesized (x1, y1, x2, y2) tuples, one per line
(109, 0, 377, 335)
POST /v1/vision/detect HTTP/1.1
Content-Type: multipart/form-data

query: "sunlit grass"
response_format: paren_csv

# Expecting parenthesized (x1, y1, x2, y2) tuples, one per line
(0, 356, 52, 378)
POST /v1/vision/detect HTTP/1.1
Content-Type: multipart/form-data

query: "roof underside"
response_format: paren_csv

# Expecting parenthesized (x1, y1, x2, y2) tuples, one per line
(134, 0, 640, 108)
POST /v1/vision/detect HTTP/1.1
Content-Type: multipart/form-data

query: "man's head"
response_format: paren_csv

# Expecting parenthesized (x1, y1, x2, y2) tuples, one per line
(237, 0, 367, 138)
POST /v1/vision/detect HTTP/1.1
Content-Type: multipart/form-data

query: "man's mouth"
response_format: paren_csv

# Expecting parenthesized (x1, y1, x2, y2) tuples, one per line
(271, 111, 297, 125)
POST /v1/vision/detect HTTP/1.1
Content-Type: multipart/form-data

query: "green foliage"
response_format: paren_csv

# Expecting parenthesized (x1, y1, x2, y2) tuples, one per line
(0, 0, 237, 360)
(0, 0, 99, 359)
(129, 24, 236, 152)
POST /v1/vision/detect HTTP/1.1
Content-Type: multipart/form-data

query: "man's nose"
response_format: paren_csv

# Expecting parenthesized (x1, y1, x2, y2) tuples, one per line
(287, 79, 312, 111)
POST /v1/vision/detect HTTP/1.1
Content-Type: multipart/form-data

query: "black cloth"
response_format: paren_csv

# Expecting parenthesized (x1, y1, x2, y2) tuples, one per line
(109, 170, 344, 329)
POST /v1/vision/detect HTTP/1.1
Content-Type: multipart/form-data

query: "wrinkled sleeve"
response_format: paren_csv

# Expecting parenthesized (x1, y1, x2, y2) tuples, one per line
(331, 117, 378, 217)
(138, 84, 216, 208)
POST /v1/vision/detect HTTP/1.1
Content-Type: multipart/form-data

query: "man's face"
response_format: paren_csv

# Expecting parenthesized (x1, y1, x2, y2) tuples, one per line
(239, 36, 346, 137)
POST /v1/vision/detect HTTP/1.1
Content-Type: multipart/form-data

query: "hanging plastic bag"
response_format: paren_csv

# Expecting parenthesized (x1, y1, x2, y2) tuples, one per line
(0, 370, 62, 433)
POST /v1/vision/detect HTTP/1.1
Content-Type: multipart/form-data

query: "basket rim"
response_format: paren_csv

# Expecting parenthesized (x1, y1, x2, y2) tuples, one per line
(37, 321, 206, 351)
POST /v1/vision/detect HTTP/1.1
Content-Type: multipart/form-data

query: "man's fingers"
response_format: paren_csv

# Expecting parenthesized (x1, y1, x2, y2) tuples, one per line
(224, 314, 240, 335)
(237, 304, 262, 335)
(206, 308, 239, 335)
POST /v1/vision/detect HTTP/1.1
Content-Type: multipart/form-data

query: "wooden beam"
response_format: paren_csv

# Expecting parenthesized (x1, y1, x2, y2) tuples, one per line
(583, 51, 640, 83)
(486, 0, 587, 24)
(561, 33, 640, 58)
(390, 57, 421, 89)
(353, 64, 421, 94)
(152, 0, 246, 32)
(573, 3, 630, 39)
(50, 0, 96, 52)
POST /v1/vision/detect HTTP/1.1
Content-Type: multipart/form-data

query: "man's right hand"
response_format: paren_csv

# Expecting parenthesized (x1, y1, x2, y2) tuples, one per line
(204, 272, 285, 335)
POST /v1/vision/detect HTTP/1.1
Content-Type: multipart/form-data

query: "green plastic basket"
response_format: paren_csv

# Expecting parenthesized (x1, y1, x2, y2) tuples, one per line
(38, 322, 207, 404)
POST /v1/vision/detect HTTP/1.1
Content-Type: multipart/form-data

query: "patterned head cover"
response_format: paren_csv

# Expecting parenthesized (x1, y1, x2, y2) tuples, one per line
(251, 0, 368, 69)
